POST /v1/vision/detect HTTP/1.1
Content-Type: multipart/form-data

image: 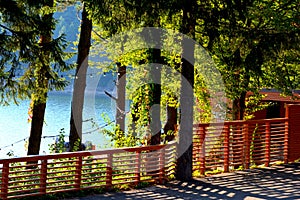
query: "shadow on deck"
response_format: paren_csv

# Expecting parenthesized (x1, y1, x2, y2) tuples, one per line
(66, 162, 300, 200)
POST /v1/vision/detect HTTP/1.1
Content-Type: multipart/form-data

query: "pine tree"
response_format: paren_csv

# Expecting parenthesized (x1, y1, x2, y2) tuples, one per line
(0, 0, 73, 155)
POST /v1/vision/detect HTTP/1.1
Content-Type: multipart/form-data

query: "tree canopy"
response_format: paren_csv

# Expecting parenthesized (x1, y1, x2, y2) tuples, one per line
(195, 0, 300, 119)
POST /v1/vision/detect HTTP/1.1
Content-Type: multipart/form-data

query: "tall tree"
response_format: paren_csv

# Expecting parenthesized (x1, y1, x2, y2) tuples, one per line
(1, 0, 72, 155)
(134, 1, 163, 145)
(176, 0, 196, 181)
(27, 0, 54, 156)
(116, 62, 126, 132)
(69, 2, 92, 151)
(27, 0, 72, 155)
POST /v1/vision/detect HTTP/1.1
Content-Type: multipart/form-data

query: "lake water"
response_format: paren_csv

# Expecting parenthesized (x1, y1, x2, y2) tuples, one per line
(0, 92, 117, 158)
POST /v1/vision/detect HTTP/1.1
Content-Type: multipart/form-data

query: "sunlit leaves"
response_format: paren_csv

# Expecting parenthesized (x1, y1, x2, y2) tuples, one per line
(196, 0, 300, 119)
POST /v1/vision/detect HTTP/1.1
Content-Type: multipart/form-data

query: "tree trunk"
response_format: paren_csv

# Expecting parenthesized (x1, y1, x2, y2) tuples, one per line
(163, 100, 177, 142)
(69, 3, 92, 151)
(164, 62, 180, 142)
(176, 0, 196, 181)
(116, 63, 126, 132)
(232, 91, 247, 120)
(27, 0, 53, 156)
(149, 48, 162, 145)
(27, 100, 47, 155)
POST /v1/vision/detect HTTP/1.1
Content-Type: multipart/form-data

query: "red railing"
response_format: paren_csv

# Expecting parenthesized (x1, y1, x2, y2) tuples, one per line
(193, 118, 288, 175)
(0, 142, 176, 199)
(0, 117, 293, 198)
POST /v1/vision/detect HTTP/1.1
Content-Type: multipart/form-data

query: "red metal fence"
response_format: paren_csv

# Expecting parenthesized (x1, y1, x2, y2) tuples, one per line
(0, 143, 176, 199)
(193, 118, 288, 175)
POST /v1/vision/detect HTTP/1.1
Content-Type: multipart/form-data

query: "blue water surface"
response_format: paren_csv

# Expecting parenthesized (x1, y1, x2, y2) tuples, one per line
(0, 92, 116, 158)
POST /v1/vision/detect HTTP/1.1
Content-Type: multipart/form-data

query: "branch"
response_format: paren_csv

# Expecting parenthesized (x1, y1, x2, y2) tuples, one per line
(92, 30, 108, 42)
(0, 24, 17, 35)
(104, 90, 117, 101)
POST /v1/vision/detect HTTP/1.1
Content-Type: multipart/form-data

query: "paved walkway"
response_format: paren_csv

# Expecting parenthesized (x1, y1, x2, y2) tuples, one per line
(65, 162, 300, 200)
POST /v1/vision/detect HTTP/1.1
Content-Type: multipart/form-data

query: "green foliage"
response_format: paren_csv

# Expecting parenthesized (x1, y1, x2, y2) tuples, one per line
(73, 138, 82, 152)
(205, 168, 223, 176)
(0, 0, 74, 106)
(134, 181, 150, 189)
(118, 129, 137, 147)
(244, 94, 269, 120)
(49, 129, 67, 153)
(88, 0, 226, 128)
(100, 113, 138, 148)
(48, 128, 82, 153)
(161, 130, 176, 144)
(235, 165, 245, 171)
(195, 0, 300, 119)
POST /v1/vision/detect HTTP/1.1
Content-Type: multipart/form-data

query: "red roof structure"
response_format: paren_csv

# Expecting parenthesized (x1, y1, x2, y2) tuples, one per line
(247, 90, 300, 103)
(260, 91, 300, 103)
(247, 90, 300, 119)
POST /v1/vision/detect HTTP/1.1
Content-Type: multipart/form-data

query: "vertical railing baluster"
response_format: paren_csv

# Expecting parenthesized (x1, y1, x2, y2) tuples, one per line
(40, 159, 47, 195)
(135, 151, 141, 185)
(244, 123, 250, 169)
(284, 118, 289, 164)
(198, 125, 203, 174)
(200, 125, 206, 175)
(75, 156, 82, 190)
(265, 122, 271, 167)
(106, 153, 113, 189)
(1, 162, 9, 200)
(224, 124, 230, 172)
(159, 148, 165, 184)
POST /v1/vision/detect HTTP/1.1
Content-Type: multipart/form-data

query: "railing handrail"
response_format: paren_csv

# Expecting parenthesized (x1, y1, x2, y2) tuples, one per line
(193, 117, 288, 127)
(0, 141, 176, 164)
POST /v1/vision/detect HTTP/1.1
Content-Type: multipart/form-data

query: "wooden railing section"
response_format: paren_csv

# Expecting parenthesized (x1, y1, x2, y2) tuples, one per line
(193, 118, 288, 175)
(0, 142, 176, 199)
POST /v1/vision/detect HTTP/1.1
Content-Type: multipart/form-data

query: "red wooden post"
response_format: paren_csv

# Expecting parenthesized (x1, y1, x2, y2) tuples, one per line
(244, 123, 250, 169)
(224, 124, 230, 172)
(200, 125, 206, 175)
(284, 117, 289, 164)
(75, 156, 82, 190)
(159, 148, 165, 184)
(265, 122, 271, 167)
(1, 162, 9, 200)
(106, 154, 113, 189)
(135, 152, 141, 185)
(197, 125, 203, 173)
(40, 159, 47, 195)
